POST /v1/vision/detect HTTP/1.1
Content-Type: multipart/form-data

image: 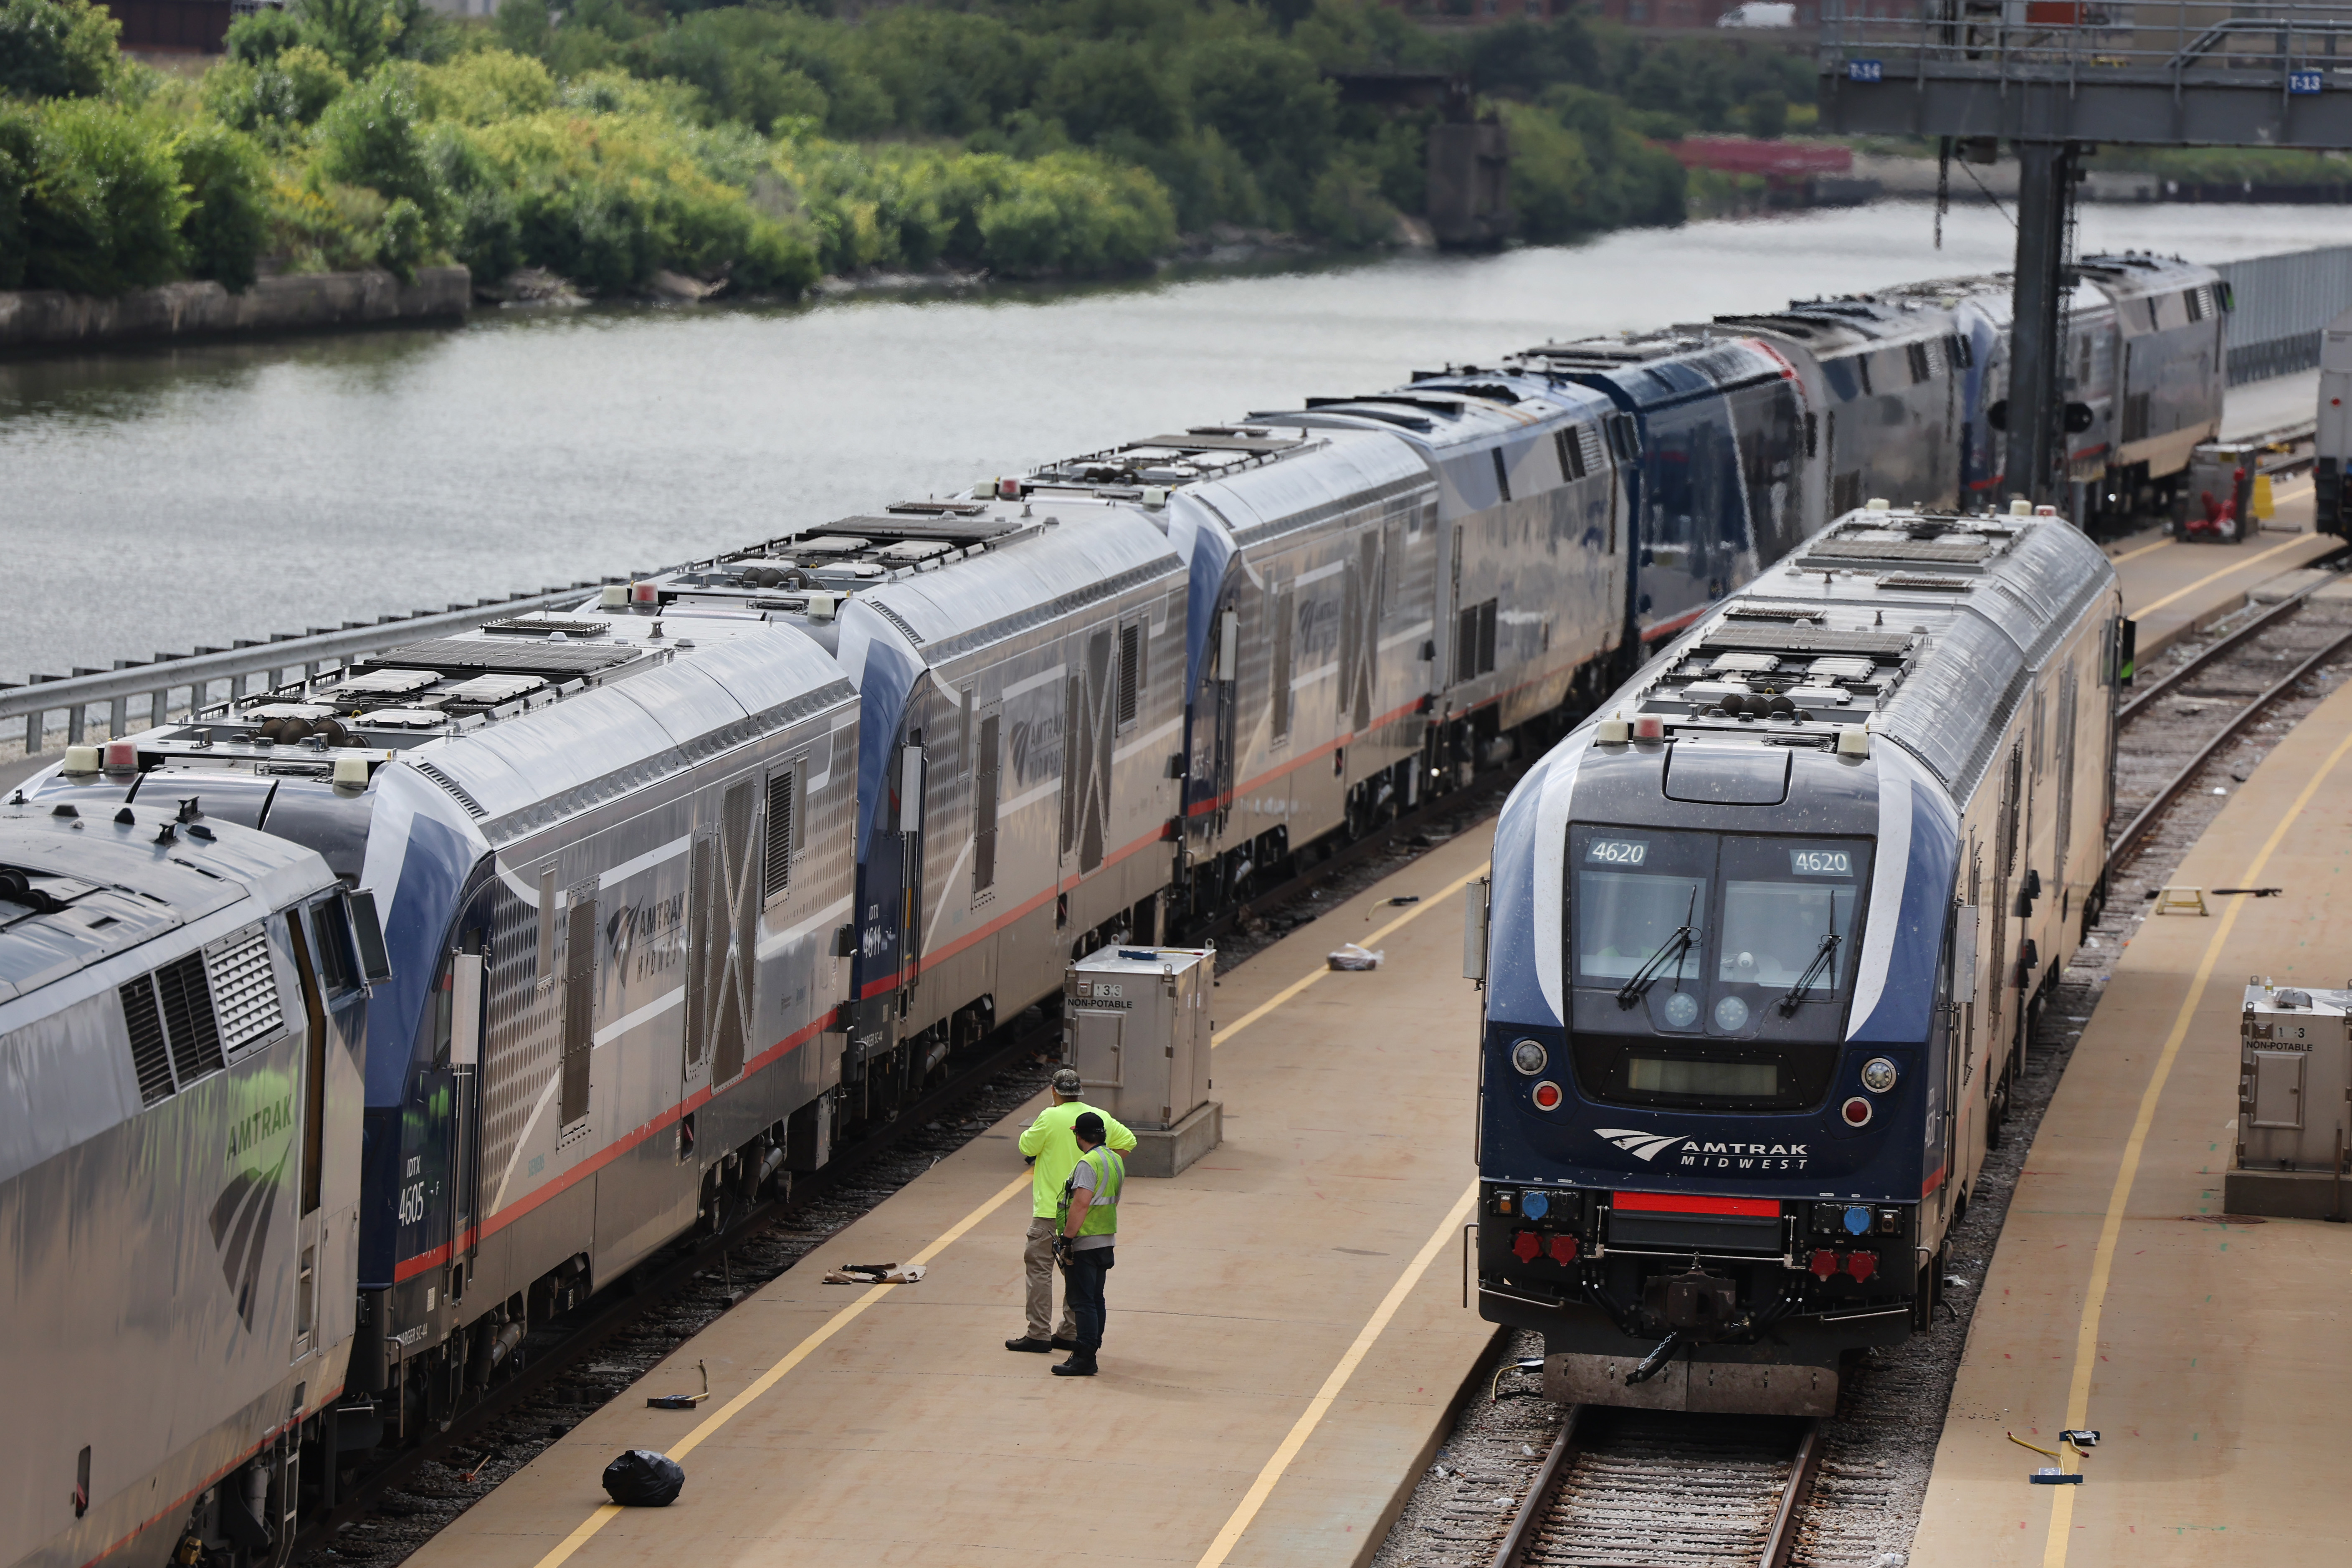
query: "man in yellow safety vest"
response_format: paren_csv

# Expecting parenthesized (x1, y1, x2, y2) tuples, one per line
(1007, 1067, 1134, 1356)
(1049, 1112, 1123, 1377)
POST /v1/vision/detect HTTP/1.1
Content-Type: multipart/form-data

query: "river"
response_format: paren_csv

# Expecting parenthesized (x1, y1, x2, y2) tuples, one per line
(8, 200, 2352, 685)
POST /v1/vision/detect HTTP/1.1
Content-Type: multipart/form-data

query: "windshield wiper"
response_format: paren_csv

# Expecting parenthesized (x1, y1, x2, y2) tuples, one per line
(1616, 886, 1698, 1010)
(1778, 893, 1843, 1015)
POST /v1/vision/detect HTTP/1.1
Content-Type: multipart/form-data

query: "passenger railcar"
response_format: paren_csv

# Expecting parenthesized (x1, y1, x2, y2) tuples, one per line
(1506, 334, 1814, 646)
(1468, 500, 2123, 1416)
(24, 612, 858, 1444)
(0, 803, 365, 1568)
(1709, 294, 1966, 518)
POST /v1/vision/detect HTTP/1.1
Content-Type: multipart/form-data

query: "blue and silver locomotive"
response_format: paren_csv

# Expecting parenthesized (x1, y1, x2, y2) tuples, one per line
(1468, 500, 2123, 1415)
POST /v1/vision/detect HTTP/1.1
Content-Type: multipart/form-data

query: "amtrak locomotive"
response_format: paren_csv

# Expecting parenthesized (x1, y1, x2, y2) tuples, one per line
(6, 253, 2218, 1568)
(1469, 500, 2123, 1416)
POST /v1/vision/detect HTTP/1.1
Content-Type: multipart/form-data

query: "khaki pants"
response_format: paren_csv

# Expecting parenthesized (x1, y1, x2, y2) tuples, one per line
(1024, 1216, 1078, 1342)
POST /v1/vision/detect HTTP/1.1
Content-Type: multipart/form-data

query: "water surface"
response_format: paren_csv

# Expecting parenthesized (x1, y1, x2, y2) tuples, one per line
(8, 201, 2352, 683)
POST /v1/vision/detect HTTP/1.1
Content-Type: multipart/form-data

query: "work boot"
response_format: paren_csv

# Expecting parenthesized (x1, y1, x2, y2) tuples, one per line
(1005, 1336, 1055, 1353)
(1050, 1335, 1081, 1351)
(1051, 1350, 1099, 1377)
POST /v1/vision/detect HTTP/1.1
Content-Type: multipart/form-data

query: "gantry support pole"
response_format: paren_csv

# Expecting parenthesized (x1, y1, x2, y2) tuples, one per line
(2007, 141, 2080, 506)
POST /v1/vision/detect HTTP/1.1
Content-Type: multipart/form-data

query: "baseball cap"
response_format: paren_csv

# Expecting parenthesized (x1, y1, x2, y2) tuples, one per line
(1051, 1067, 1083, 1095)
(1073, 1111, 1105, 1142)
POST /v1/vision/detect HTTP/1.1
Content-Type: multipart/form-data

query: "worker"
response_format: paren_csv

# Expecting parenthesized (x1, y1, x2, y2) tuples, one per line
(1050, 1112, 1122, 1378)
(1007, 1067, 1134, 1355)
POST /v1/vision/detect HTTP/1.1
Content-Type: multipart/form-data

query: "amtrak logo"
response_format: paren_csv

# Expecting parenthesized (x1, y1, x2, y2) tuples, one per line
(1597, 1128, 1686, 1162)
(210, 1146, 289, 1330)
(1595, 1128, 1813, 1171)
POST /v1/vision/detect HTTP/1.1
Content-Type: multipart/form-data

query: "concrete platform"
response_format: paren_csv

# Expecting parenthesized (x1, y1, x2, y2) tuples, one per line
(2220, 369, 2320, 445)
(1908, 672, 2352, 1568)
(403, 830, 1502, 1568)
(2103, 483, 2340, 663)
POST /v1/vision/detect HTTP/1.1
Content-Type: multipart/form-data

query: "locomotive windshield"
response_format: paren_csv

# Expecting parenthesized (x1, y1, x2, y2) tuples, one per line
(1566, 826, 1873, 1111)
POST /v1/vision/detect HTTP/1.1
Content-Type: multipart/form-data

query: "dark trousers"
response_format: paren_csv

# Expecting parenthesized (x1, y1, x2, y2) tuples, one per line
(1062, 1245, 1114, 1351)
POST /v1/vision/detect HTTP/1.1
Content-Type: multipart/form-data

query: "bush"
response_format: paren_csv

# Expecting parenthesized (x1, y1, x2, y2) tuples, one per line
(375, 194, 429, 280)
(0, 0, 119, 101)
(173, 120, 269, 290)
(224, 6, 306, 66)
(201, 45, 351, 146)
(313, 66, 446, 229)
(11, 97, 189, 293)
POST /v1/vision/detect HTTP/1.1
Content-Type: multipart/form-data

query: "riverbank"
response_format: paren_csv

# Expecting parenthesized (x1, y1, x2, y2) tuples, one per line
(0, 266, 469, 352)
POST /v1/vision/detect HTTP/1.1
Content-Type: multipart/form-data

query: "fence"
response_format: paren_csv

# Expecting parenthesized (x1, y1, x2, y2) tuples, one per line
(0, 580, 634, 764)
(2216, 245, 2352, 384)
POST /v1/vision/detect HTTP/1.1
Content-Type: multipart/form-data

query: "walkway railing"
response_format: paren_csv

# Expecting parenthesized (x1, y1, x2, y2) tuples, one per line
(0, 579, 630, 760)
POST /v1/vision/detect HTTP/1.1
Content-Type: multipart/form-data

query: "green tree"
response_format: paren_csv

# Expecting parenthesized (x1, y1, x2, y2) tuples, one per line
(1745, 89, 1787, 141)
(0, 0, 120, 101)
(224, 5, 306, 65)
(314, 66, 446, 230)
(12, 98, 190, 293)
(172, 121, 269, 291)
(1036, 42, 1183, 146)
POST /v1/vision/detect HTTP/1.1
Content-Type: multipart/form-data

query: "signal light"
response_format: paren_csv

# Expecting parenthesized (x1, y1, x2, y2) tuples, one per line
(103, 741, 138, 771)
(1511, 1230, 1542, 1262)
(1548, 1235, 1579, 1265)
(1841, 1096, 1872, 1127)
(1633, 715, 1665, 741)
(631, 582, 658, 604)
(1531, 1080, 1564, 1111)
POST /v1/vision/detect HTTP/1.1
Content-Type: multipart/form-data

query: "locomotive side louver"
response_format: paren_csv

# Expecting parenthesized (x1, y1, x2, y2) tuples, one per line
(156, 951, 225, 1084)
(206, 929, 284, 1055)
(119, 976, 175, 1105)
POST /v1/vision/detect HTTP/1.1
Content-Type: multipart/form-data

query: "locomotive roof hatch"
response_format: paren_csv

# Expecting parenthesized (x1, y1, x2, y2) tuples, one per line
(0, 803, 326, 1002)
(1596, 501, 2115, 806)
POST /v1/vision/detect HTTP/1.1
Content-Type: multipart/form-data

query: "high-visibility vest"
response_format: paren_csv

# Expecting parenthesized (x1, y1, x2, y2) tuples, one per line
(1059, 1145, 1123, 1239)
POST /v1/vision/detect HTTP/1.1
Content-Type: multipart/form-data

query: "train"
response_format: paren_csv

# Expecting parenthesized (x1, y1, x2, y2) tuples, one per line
(1467, 498, 2124, 1417)
(2, 253, 2222, 1568)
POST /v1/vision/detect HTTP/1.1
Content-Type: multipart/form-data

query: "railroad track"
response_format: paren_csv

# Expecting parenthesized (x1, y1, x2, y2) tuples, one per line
(1488, 1408, 1825, 1568)
(1383, 564, 2352, 1568)
(2109, 555, 2352, 868)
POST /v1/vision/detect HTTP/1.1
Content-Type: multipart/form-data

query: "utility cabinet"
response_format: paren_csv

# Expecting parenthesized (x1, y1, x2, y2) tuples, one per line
(1064, 944, 1220, 1178)
(2226, 981, 2352, 1219)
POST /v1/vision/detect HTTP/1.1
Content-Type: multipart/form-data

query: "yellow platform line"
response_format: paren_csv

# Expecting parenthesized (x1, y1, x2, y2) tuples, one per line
(2108, 538, 2171, 566)
(2040, 719, 2352, 1568)
(1192, 1181, 1480, 1568)
(525, 1171, 1033, 1568)
(2129, 533, 2321, 620)
(1213, 861, 1491, 1048)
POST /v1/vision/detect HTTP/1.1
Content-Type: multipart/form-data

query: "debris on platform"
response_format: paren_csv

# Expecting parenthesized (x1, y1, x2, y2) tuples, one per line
(646, 1361, 710, 1409)
(1327, 943, 1384, 971)
(601, 1449, 686, 1507)
(823, 1262, 927, 1284)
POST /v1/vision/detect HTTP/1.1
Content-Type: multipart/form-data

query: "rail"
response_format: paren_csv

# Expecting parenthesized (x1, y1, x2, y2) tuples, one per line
(0, 578, 633, 760)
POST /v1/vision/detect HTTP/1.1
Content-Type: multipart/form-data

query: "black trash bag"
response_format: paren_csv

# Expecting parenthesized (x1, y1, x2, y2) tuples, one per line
(601, 1449, 685, 1507)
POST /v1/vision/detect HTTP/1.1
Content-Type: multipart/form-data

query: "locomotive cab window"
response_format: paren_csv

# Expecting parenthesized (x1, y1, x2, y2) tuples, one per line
(1565, 826, 1873, 1112)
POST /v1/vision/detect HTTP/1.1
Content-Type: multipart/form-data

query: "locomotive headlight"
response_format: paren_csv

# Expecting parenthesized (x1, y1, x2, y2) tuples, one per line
(1511, 1039, 1549, 1076)
(1714, 995, 1750, 1031)
(1663, 991, 1700, 1028)
(1861, 1057, 1899, 1093)
(1531, 1080, 1564, 1112)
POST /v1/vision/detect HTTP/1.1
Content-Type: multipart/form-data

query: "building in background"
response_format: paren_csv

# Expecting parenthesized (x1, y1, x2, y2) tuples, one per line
(102, 0, 233, 53)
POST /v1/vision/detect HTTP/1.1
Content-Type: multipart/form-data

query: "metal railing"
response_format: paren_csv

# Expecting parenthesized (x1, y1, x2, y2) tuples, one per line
(0, 580, 634, 761)
(1822, 2, 2352, 80)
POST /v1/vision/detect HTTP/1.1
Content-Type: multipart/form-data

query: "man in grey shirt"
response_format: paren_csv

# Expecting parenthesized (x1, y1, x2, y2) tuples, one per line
(1051, 1112, 1124, 1378)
